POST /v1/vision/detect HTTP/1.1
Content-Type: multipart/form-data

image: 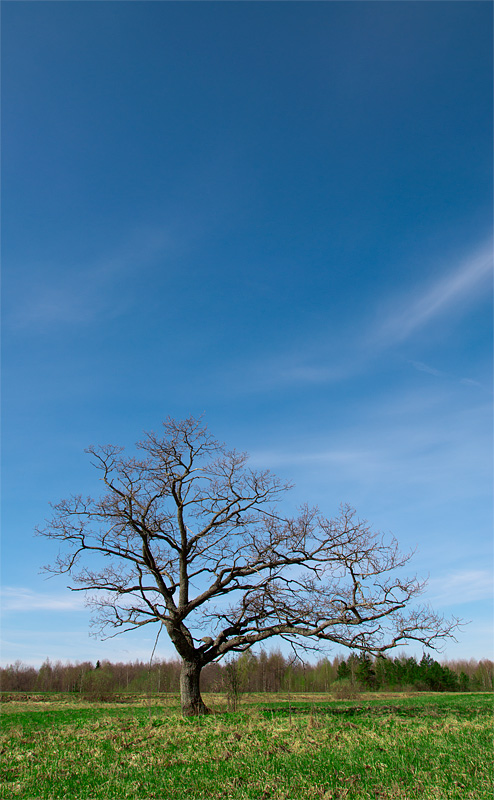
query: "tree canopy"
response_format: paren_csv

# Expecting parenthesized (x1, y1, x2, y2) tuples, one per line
(38, 416, 458, 715)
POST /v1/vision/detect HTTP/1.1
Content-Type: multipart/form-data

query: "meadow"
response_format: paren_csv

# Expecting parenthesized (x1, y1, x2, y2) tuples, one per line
(1, 692, 492, 800)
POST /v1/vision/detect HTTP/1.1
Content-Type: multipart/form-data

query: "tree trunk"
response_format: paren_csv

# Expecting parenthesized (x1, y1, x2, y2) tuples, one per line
(180, 659, 210, 717)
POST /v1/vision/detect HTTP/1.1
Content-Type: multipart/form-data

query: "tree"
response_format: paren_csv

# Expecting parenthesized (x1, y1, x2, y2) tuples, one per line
(336, 659, 351, 682)
(458, 671, 470, 691)
(37, 416, 458, 716)
(355, 652, 375, 689)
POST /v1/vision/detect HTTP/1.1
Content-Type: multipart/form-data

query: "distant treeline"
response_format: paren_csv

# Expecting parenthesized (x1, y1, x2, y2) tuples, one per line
(1, 651, 493, 695)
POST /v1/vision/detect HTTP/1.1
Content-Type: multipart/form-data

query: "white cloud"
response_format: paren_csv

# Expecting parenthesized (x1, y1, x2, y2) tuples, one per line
(1, 586, 87, 613)
(248, 447, 370, 472)
(378, 242, 493, 343)
(6, 223, 176, 331)
(424, 570, 494, 607)
(409, 360, 445, 377)
(460, 378, 484, 389)
(247, 388, 491, 520)
(0, 627, 176, 668)
(278, 364, 342, 385)
(223, 239, 492, 397)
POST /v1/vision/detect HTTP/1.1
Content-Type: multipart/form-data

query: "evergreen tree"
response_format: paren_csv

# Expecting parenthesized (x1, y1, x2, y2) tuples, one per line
(355, 653, 375, 688)
(336, 659, 351, 681)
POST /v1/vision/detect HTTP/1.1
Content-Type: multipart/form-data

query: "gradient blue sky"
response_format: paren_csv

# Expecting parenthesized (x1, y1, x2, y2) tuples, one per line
(2, 1, 492, 667)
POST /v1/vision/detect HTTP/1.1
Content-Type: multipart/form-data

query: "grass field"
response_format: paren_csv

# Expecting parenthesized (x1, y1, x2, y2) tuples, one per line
(1, 692, 492, 799)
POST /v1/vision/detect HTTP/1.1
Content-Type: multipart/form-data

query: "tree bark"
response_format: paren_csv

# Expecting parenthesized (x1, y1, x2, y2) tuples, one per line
(180, 659, 210, 717)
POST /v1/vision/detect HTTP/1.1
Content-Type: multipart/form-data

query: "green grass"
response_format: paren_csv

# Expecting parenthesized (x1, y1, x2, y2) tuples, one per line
(1, 692, 492, 799)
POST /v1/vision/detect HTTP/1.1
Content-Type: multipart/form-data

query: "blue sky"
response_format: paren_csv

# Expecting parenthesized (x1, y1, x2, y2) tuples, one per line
(1, 1, 492, 668)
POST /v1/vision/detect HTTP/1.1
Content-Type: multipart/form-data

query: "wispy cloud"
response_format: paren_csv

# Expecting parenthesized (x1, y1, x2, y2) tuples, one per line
(213, 351, 356, 400)
(424, 570, 494, 607)
(224, 239, 492, 396)
(248, 447, 370, 472)
(0, 627, 175, 667)
(7, 223, 176, 331)
(409, 360, 445, 377)
(1, 587, 86, 613)
(408, 361, 487, 389)
(378, 242, 492, 343)
(248, 388, 491, 512)
(460, 378, 484, 389)
(277, 364, 342, 385)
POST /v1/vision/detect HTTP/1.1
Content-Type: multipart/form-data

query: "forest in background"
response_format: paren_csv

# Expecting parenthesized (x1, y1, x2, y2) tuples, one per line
(2, 650, 493, 696)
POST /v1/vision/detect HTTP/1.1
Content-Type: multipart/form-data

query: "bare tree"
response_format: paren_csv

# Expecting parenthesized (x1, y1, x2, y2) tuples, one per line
(37, 416, 458, 716)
